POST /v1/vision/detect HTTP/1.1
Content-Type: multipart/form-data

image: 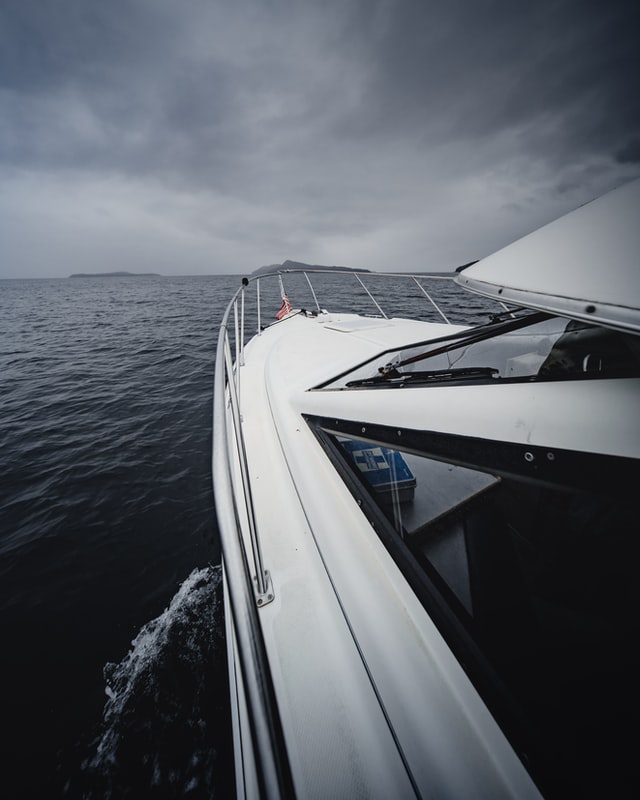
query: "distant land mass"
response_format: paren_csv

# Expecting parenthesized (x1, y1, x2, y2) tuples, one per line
(69, 271, 161, 278)
(250, 259, 369, 277)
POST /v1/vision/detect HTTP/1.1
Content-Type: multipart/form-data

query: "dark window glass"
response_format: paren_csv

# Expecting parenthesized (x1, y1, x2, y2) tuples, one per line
(331, 434, 639, 798)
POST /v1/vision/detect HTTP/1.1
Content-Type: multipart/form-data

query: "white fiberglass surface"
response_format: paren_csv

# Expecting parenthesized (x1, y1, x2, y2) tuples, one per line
(230, 306, 639, 799)
(232, 321, 422, 799)
(456, 178, 640, 332)
(266, 394, 542, 799)
(247, 316, 544, 798)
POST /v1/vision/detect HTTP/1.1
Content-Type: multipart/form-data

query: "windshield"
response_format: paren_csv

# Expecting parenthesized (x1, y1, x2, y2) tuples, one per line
(317, 314, 640, 389)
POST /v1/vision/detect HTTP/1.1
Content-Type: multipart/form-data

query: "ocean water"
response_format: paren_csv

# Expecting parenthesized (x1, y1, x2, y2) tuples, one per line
(1, 275, 238, 799)
(0, 272, 493, 799)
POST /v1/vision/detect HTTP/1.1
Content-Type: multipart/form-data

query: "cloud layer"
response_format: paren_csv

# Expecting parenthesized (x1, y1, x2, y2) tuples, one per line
(1, 0, 639, 277)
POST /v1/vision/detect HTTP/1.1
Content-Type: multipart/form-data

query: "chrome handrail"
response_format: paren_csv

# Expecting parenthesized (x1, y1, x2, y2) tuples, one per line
(242, 268, 457, 339)
(411, 276, 451, 324)
(354, 272, 388, 318)
(222, 332, 269, 598)
(213, 284, 294, 799)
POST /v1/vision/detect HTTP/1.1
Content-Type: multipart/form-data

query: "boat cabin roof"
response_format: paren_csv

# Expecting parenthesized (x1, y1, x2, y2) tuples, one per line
(456, 178, 640, 334)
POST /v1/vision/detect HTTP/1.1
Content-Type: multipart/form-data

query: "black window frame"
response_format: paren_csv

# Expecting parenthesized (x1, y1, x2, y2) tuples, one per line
(305, 413, 640, 798)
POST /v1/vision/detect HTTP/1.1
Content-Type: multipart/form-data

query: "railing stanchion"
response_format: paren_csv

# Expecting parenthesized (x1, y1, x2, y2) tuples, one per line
(303, 272, 321, 311)
(240, 280, 246, 365)
(233, 299, 240, 365)
(412, 276, 451, 323)
(257, 278, 262, 334)
(355, 273, 387, 318)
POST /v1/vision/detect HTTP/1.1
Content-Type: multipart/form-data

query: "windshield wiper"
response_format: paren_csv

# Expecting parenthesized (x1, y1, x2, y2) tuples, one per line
(377, 310, 551, 376)
(346, 366, 500, 388)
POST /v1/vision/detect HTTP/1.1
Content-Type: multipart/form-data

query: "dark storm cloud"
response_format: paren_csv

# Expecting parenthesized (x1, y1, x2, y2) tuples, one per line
(2, 0, 638, 177)
(0, 0, 241, 177)
(337, 0, 640, 167)
(1, 0, 639, 277)
(0, 0, 389, 230)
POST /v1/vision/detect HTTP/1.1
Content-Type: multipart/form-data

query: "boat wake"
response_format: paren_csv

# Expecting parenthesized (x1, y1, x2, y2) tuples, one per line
(71, 565, 231, 798)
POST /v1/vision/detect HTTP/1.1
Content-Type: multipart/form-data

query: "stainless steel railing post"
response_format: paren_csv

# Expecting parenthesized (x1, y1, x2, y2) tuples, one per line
(412, 276, 451, 323)
(257, 278, 262, 334)
(240, 282, 246, 365)
(355, 273, 388, 318)
(302, 271, 321, 311)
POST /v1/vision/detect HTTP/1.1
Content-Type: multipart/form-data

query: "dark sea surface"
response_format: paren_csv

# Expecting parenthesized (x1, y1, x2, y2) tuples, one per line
(0, 272, 494, 799)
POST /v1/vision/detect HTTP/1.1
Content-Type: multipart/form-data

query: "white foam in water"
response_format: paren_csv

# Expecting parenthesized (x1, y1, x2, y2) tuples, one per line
(80, 565, 227, 798)
(103, 566, 220, 707)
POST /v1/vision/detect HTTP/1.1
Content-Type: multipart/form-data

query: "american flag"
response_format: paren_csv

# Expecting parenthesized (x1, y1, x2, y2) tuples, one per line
(276, 295, 292, 319)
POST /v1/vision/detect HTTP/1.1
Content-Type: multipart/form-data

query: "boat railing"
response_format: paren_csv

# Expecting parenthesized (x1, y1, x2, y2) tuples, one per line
(213, 284, 295, 798)
(214, 268, 503, 606)
(247, 268, 457, 333)
(212, 268, 503, 797)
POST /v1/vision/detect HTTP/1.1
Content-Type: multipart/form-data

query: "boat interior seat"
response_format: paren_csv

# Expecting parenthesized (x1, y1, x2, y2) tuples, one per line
(538, 321, 640, 378)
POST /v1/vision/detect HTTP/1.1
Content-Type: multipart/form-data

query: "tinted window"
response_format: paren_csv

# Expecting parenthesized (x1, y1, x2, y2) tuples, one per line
(327, 433, 639, 798)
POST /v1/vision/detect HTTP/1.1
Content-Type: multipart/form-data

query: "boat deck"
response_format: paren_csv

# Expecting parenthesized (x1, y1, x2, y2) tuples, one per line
(229, 311, 543, 799)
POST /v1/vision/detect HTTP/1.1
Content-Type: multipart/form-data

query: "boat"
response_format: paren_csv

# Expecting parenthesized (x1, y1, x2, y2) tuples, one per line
(212, 178, 640, 799)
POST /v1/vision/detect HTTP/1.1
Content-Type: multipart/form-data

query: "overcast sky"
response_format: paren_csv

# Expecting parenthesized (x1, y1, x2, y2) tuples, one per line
(1, 0, 639, 278)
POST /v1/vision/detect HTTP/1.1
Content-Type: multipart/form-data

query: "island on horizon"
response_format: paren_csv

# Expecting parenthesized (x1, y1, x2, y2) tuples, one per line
(69, 271, 161, 278)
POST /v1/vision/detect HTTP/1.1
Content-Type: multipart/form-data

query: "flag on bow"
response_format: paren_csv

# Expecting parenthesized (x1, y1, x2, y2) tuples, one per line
(276, 295, 292, 320)
(275, 274, 292, 319)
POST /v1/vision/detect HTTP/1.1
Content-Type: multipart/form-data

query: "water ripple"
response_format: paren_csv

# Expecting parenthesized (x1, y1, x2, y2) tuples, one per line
(0, 272, 489, 798)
